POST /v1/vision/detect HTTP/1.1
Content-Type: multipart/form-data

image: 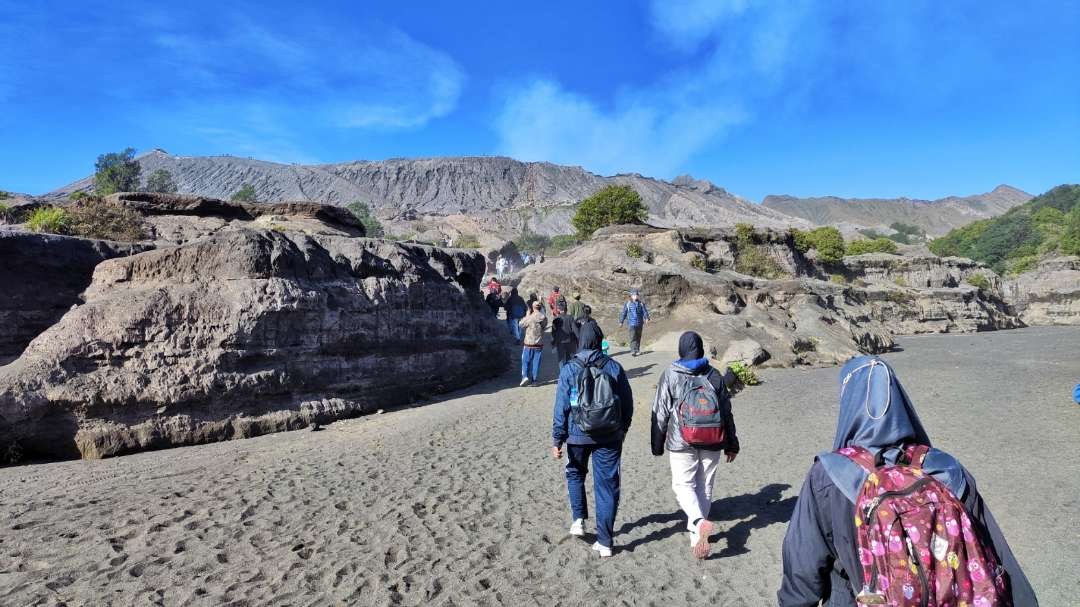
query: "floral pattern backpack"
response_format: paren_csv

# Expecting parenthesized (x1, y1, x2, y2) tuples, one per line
(837, 445, 1010, 606)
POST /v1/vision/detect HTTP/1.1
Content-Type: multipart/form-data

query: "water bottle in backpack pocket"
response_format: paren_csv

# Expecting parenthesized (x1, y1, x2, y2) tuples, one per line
(838, 445, 1008, 607)
(677, 375, 726, 446)
(570, 358, 622, 435)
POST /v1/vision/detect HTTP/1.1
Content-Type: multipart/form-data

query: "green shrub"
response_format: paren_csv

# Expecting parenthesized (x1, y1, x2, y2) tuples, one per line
(0, 190, 11, 200)
(548, 234, 581, 255)
(966, 272, 991, 291)
(830, 273, 847, 284)
(231, 183, 257, 202)
(26, 207, 72, 234)
(887, 222, 926, 244)
(728, 361, 760, 386)
(690, 255, 707, 271)
(626, 243, 644, 258)
(735, 246, 786, 278)
(455, 234, 481, 249)
(514, 226, 551, 252)
(571, 185, 647, 239)
(144, 169, 178, 194)
(893, 276, 908, 287)
(0, 203, 12, 224)
(67, 197, 149, 241)
(846, 238, 899, 256)
(93, 148, 141, 195)
(345, 201, 385, 237)
(735, 223, 757, 245)
(791, 226, 845, 263)
(70, 191, 91, 201)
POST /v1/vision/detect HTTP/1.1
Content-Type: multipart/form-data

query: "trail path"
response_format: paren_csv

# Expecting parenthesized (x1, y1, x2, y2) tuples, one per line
(1, 327, 1077, 606)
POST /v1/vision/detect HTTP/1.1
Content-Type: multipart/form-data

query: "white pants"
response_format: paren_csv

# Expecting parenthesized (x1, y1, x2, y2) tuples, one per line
(669, 449, 723, 531)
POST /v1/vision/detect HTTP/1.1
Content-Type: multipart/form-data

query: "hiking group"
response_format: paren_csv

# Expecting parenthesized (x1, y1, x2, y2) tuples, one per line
(482, 279, 1037, 605)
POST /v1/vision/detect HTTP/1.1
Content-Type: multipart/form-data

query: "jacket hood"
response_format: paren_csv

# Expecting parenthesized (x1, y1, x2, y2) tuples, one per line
(819, 356, 967, 501)
(672, 358, 711, 375)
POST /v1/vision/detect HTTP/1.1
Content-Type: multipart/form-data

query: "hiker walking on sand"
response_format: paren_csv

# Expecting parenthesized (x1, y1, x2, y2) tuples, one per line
(551, 314, 578, 367)
(551, 323, 633, 558)
(547, 286, 566, 317)
(518, 301, 547, 386)
(651, 331, 739, 559)
(567, 292, 586, 320)
(573, 305, 603, 342)
(505, 287, 527, 342)
(618, 289, 650, 356)
(778, 356, 1037, 606)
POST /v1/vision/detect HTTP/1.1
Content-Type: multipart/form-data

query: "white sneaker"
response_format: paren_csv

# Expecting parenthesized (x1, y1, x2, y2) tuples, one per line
(519, 378, 530, 387)
(591, 541, 612, 558)
(569, 518, 585, 537)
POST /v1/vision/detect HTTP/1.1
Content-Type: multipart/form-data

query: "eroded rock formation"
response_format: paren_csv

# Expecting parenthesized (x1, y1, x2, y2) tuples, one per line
(0, 196, 506, 462)
(518, 226, 1019, 368)
(1003, 256, 1080, 325)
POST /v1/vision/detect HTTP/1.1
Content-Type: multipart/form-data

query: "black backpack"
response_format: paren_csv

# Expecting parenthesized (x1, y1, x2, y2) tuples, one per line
(570, 357, 622, 435)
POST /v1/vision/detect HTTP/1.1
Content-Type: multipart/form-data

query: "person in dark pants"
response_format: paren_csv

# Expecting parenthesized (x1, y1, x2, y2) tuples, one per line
(504, 287, 527, 342)
(551, 323, 634, 557)
(778, 356, 1037, 606)
(551, 315, 578, 366)
(618, 289, 650, 356)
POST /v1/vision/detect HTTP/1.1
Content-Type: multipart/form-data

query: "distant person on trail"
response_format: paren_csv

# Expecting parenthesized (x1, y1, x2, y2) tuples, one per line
(551, 315, 578, 367)
(551, 323, 634, 558)
(567, 292, 586, 320)
(778, 356, 1037, 606)
(518, 301, 548, 386)
(547, 286, 567, 317)
(487, 276, 502, 295)
(496, 255, 508, 278)
(651, 331, 739, 560)
(573, 305, 603, 342)
(484, 289, 502, 318)
(526, 292, 545, 315)
(522, 252, 532, 265)
(538, 250, 546, 264)
(618, 289, 650, 357)
(505, 287, 528, 342)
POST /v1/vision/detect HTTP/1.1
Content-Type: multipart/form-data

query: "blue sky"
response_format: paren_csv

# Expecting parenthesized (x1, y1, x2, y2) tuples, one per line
(1, 0, 1077, 200)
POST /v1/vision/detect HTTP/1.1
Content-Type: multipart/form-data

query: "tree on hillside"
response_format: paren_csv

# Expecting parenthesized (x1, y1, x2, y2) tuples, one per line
(790, 226, 845, 264)
(144, 169, 178, 194)
(94, 148, 141, 195)
(231, 183, 257, 202)
(847, 237, 898, 256)
(345, 201, 385, 237)
(571, 185, 647, 239)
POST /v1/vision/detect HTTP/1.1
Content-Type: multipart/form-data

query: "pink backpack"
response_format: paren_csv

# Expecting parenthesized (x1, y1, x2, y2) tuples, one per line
(837, 445, 1009, 606)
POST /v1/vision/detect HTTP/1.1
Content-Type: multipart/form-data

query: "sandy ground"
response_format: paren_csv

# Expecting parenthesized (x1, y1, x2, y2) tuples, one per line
(0, 326, 1077, 606)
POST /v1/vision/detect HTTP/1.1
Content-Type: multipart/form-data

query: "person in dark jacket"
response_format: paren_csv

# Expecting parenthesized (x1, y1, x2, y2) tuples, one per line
(504, 287, 528, 342)
(778, 356, 1037, 606)
(484, 289, 502, 318)
(651, 331, 739, 559)
(551, 323, 634, 558)
(551, 315, 578, 366)
(573, 305, 603, 342)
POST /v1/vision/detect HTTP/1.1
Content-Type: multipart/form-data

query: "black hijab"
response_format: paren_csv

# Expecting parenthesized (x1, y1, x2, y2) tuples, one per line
(678, 331, 705, 360)
(576, 322, 603, 352)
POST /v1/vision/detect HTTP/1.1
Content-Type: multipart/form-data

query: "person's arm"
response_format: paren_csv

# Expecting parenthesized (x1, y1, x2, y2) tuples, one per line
(552, 367, 571, 450)
(615, 365, 634, 433)
(961, 470, 1039, 606)
(518, 314, 529, 328)
(778, 470, 834, 607)
(710, 369, 739, 455)
(642, 302, 650, 322)
(618, 302, 627, 325)
(650, 371, 672, 456)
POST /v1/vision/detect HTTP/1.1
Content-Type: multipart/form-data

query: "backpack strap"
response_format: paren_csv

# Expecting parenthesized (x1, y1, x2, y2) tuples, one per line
(904, 444, 931, 469)
(835, 446, 878, 474)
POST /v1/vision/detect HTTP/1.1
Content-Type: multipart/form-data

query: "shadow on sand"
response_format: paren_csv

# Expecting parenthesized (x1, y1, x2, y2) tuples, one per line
(617, 483, 795, 557)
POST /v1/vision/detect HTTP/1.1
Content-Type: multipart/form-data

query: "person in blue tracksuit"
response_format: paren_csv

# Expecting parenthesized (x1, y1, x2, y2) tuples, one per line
(618, 289, 650, 356)
(551, 323, 634, 557)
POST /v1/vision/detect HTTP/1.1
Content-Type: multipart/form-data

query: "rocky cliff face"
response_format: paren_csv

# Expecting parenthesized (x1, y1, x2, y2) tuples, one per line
(1003, 256, 1080, 325)
(49, 151, 806, 238)
(761, 185, 1030, 237)
(0, 231, 150, 364)
(517, 226, 1019, 368)
(0, 196, 507, 462)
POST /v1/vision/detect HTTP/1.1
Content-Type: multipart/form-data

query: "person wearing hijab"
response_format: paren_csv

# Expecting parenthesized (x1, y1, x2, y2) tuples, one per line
(778, 356, 1037, 606)
(651, 331, 740, 559)
(551, 322, 634, 558)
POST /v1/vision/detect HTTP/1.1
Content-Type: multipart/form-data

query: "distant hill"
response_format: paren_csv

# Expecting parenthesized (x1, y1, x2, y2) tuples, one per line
(761, 185, 1031, 237)
(929, 184, 1080, 274)
(49, 151, 805, 237)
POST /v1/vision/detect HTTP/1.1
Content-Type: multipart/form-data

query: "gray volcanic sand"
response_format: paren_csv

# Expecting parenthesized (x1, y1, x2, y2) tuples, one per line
(0, 326, 1077, 606)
